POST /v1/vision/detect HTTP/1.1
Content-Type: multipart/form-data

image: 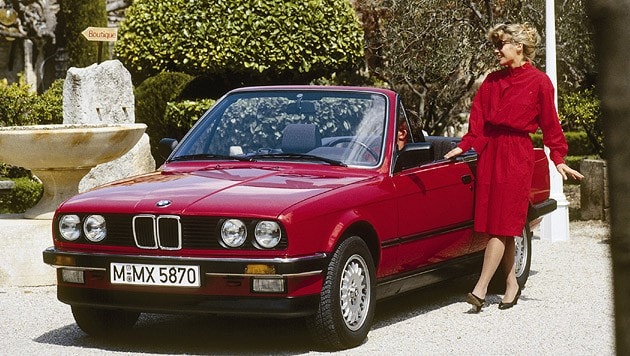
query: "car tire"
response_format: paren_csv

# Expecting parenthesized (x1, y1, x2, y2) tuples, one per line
(490, 224, 532, 291)
(306, 236, 376, 350)
(514, 224, 532, 287)
(71, 306, 140, 337)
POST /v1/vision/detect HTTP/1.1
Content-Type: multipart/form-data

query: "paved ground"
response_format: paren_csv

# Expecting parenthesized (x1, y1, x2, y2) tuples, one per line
(0, 216, 614, 354)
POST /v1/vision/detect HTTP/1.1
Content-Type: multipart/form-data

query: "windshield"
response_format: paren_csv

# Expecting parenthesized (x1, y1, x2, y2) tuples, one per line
(171, 90, 388, 167)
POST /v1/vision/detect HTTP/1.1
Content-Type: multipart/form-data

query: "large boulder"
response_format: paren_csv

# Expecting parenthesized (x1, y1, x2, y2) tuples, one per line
(63, 59, 155, 191)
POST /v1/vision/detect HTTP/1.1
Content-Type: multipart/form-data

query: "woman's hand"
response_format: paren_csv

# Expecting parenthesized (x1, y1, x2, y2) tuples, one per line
(444, 147, 463, 159)
(556, 163, 585, 180)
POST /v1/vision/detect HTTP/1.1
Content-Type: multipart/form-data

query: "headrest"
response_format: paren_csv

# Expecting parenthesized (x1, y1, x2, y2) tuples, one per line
(281, 124, 321, 153)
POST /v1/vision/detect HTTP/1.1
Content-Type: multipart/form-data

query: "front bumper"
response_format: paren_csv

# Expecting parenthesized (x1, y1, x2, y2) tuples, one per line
(43, 248, 327, 317)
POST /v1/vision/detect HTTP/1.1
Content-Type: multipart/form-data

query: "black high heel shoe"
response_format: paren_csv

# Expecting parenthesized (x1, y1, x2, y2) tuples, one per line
(498, 287, 521, 310)
(466, 292, 485, 313)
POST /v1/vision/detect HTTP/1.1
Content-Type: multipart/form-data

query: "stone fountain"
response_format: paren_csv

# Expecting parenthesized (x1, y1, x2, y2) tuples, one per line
(0, 59, 153, 219)
(0, 124, 145, 219)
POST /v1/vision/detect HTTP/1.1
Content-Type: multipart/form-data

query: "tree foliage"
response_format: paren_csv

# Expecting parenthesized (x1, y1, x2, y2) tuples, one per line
(115, 0, 365, 86)
(57, 0, 108, 68)
(561, 88, 603, 156)
(356, 0, 595, 136)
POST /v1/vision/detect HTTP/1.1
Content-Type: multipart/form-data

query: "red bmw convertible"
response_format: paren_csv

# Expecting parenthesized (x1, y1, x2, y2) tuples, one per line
(43, 86, 555, 349)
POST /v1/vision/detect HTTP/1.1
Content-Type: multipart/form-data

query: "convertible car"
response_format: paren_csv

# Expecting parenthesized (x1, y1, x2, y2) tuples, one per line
(43, 86, 556, 349)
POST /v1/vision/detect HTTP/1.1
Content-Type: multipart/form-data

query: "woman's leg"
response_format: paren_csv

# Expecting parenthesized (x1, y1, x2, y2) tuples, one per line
(471, 236, 507, 299)
(501, 236, 520, 302)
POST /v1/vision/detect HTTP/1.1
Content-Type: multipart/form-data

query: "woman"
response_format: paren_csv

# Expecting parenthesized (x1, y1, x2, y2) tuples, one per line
(444, 23, 584, 311)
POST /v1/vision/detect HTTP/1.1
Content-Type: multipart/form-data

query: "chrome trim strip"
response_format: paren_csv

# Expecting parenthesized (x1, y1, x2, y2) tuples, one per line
(46, 250, 328, 264)
(205, 270, 323, 278)
(48, 265, 107, 272)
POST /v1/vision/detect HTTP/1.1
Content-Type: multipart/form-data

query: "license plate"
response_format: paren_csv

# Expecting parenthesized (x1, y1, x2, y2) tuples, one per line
(110, 263, 200, 287)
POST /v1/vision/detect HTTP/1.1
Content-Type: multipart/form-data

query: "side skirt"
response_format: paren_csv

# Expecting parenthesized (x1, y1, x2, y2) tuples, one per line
(375, 252, 484, 301)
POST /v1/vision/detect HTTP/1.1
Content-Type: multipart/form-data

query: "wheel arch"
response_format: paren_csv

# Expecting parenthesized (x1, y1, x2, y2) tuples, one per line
(336, 221, 381, 270)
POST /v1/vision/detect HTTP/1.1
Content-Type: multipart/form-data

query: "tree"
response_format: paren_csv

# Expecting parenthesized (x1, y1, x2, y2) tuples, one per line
(115, 0, 365, 87)
(56, 0, 108, 68)
(355, 0, 595, 136)
(587, 1, 630, 353)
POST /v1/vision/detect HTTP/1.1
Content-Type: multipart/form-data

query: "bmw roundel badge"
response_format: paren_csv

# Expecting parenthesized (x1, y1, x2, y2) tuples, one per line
(156, 200, 172, 207)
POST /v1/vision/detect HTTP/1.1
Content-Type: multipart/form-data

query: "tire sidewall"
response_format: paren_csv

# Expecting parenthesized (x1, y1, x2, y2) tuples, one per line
(315, 236, 376, 349)
(515, 224, 532, 287)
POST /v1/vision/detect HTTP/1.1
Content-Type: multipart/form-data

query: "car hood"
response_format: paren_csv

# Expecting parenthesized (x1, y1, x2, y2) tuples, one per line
(59, 164, 372, 217)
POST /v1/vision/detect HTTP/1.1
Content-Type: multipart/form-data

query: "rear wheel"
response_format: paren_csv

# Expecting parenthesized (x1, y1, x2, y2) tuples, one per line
(306, 236, 375, 350)
(490, 224, 532, 291)
(71, 306, 140, 337)
(514, 224, 532, 287)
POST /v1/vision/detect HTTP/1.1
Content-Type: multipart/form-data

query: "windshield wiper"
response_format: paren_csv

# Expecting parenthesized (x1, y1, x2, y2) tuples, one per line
(249, 153, 347, 167)
(170, 154, 252, 162)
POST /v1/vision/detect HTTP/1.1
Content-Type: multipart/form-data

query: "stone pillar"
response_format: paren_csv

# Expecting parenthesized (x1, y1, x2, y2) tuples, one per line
(580, 159, 609, 221)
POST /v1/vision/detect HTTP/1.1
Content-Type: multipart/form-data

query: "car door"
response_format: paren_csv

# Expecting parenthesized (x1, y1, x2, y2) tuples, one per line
(391, 159, 475, 273)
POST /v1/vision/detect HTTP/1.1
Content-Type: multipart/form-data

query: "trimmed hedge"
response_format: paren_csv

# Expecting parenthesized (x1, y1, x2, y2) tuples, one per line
(0, 78, 64, 126)
(0, 79, 36, 126)
(134, 72, 194, 159)
(530, 131, 596, 156)
(115, 0, 364, 85)
(0, 177, 43, 214)
(163, 99, 216, 141)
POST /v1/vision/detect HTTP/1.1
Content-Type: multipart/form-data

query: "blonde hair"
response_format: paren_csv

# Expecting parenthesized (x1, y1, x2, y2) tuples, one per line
(487, 23, 541, 61)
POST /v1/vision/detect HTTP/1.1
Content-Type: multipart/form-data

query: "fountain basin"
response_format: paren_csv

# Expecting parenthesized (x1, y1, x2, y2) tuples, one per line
(0, 124, 147, 219)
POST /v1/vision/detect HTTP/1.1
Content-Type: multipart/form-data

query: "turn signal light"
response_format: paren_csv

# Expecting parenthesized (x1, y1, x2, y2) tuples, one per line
(54, 255, 76, 266)
(245, 264, 276, 275)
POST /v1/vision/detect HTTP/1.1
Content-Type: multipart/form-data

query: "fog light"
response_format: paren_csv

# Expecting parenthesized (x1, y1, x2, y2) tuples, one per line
(252, 278, 285, 293)
(61, 269, 85, 284)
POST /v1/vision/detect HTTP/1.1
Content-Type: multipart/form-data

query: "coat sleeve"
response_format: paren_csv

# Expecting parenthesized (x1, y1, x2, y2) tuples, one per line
(458, 82, 489, 154)
(538, 76, 568, 165)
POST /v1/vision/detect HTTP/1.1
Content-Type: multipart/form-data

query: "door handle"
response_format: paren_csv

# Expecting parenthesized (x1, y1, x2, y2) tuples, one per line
(461, 175, 472, 184)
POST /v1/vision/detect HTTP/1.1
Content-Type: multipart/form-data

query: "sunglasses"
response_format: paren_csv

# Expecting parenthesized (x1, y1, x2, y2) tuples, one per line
(492, 39, 516, 50)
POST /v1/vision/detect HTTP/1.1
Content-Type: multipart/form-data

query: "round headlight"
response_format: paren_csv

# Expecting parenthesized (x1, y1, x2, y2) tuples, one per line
(83, 215, 107, 242)
(221, 219, 247, 248)
(59, 215, 81, 241)
(254, 221, 282, 249)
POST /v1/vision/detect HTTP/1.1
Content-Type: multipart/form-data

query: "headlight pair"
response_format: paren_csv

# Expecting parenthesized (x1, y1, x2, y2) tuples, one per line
(220, 219, 282, 249)
(58, 215, 107, 242)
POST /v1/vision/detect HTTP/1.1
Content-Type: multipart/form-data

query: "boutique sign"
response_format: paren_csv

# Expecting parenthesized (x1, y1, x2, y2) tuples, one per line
(81, 27, 118, 42)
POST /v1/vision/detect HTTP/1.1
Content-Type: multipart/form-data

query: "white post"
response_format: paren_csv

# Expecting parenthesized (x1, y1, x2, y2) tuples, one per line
(540, 0, 570, 241)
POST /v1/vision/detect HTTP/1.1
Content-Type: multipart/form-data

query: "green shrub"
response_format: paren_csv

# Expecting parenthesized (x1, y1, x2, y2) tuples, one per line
(163, 99, 216, 141)
(530, 131, 596, 156)
(31, 79, 64, 125)
(115, 0, 364, 85)
(0, 78, 64, 126)
(0, 177, 43, 214)
(0, 164, 33, 179)
(134, 72, 194, 159)
(560, 88, 604, 157)
(0, 79, 37, 126)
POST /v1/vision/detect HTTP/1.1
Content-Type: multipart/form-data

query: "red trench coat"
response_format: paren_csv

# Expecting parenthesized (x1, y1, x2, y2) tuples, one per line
(458, 63, 568, 236)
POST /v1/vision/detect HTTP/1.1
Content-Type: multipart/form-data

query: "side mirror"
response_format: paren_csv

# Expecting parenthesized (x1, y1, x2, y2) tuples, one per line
(158, 138, 179, 160)
(394, 142, 434, 172)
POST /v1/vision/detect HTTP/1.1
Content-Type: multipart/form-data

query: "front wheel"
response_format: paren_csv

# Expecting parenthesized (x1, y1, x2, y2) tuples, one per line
(306, 236, 376, 350)
(71, 306, 140, 337)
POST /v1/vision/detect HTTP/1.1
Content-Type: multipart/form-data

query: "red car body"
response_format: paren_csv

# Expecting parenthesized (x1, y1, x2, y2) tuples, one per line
(43, 86, 555, 349)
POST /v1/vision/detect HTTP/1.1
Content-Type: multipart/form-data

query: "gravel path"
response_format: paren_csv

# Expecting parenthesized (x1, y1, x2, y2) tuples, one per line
(0, 220, 613, 355)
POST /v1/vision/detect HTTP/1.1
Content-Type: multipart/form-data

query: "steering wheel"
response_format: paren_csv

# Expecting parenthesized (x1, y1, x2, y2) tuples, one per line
(324, 137, 379, 162)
